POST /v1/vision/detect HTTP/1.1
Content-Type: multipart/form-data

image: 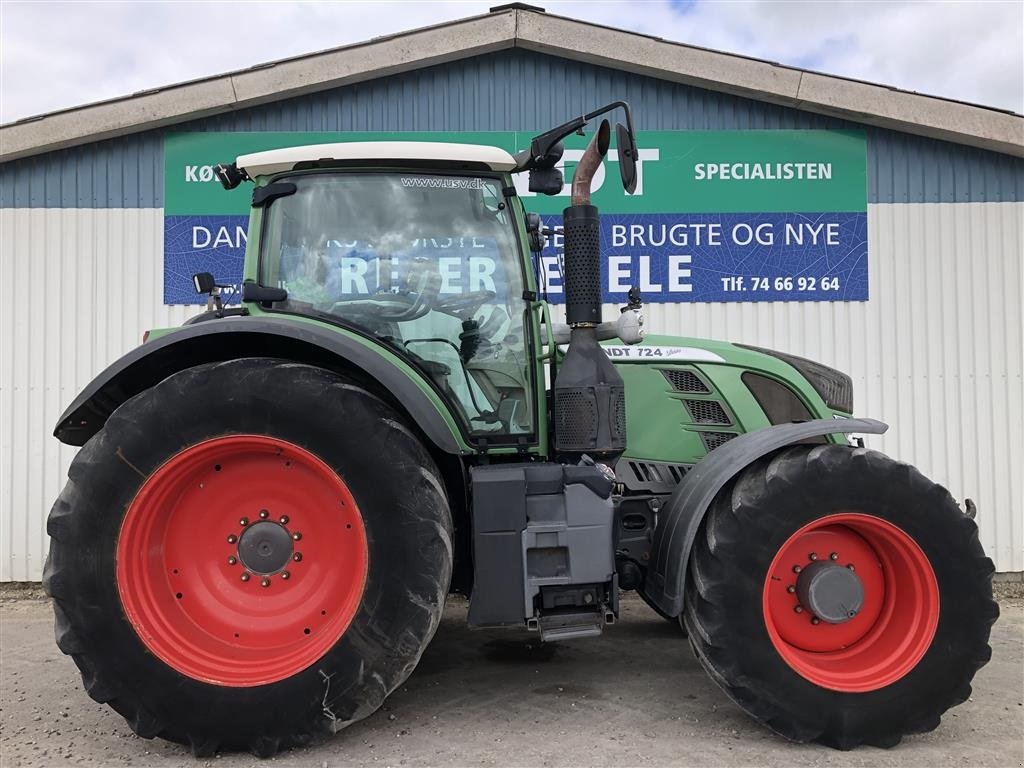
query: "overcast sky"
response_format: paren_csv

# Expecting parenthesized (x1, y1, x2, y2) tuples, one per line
(1, 0, 1021, 125)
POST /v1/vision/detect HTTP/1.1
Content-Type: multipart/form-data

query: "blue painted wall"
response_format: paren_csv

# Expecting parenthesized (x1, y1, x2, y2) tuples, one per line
(2, 49, 1022, 208)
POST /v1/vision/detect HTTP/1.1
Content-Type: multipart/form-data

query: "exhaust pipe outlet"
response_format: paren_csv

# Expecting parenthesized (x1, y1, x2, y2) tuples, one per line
(554, 119, 626, 465)
(571, 119, 610, 207)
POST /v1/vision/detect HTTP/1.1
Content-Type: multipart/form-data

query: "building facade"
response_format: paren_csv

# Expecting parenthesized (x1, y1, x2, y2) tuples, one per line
(1, 6, 1022, 579)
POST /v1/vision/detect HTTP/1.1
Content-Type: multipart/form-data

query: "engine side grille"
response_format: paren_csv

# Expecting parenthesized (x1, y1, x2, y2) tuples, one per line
(662, 369, 710, 394)
(684, 399, 731, 425)
(700, 431, 737, 453)
(616, 460, 691, 494)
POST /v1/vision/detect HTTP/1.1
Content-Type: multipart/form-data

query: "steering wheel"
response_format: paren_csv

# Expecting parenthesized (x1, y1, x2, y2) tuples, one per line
(434, 290, 497, 318)
(328, 270, 443, 322)
(327, 293, 414, 315)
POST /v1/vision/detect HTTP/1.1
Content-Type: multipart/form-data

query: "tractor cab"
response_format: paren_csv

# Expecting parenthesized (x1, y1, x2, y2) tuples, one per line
(236, 144, 535, 436)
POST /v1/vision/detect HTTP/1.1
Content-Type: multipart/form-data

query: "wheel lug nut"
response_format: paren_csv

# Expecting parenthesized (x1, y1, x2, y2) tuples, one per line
(293, 552, 303, 562)
(259, 509, 269, 520)
(808, 552, 818, 561)
(792, 565, 802, 574)
(794, 605, 804, 614)
(261, 577, 271, 588)
(847, 564, 856, 572)
(226, 534, 237, 544)
(292, 532, 302, 541)
(227, 556, 237, 566)
(239, 517, 249, 527)
(279, 515, 290, 525)
(240, 572, 251, 582)
(280, 571, 290, 580)
(811, 617, 820, 625)
(786, 585, 796, 594)
(829, 552, 839, 561)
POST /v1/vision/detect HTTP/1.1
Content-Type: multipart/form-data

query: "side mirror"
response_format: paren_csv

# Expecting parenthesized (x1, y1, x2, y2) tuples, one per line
(193, 272, 227, 314)
(524, 139, 564, 196)
(193, 272, 216, 295)
(525, 212, 546, 252)
(616, 122, 638, 194)
(212, 162, 247, 190)
(528, 167, 564, 196)
(515, 101, 637, 194)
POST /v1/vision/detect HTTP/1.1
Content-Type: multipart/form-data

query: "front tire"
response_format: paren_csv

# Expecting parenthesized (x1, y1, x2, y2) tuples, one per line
(683, 444, 997, 749)
(44, 359, 453, 756)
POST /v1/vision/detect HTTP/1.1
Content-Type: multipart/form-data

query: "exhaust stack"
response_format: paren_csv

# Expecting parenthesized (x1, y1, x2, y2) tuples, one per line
(553, 120, 627, 465)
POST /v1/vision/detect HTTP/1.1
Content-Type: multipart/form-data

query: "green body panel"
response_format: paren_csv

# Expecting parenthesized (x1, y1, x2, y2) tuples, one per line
(612, 334, 843, 465)
(149, 312, 478, 453)
(143, 311, 841, 465)
(144, 327, 177, 342)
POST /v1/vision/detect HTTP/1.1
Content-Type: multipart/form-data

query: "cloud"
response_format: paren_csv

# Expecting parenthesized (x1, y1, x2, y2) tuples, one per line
(1, 0, 1020, 126)
(545, 0, 1023, 113)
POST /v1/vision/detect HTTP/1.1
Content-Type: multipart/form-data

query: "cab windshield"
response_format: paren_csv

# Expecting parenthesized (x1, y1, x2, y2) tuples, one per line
(259, 172, 533, 436)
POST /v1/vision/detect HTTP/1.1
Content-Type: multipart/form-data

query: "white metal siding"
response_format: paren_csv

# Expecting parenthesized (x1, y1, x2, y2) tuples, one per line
(1, 202, 1021, 579)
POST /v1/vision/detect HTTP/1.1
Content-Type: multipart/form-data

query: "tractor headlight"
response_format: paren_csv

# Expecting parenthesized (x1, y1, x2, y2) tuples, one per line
(738, 345, 853, 414)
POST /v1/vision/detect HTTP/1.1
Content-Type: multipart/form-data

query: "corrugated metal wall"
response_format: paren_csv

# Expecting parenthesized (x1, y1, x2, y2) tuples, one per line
(0, 208, 198, 580)
(3, 203, 1021, 579)
(2, 49, 1022, 579)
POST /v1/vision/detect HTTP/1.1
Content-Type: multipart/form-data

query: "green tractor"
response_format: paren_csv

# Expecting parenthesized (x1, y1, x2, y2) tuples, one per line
(45, 103, 996, 756)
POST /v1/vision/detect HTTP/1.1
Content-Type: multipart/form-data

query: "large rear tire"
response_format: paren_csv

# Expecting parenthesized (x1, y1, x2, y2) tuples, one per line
(44, 359, 453, 756)
(683, 444, 997, 749)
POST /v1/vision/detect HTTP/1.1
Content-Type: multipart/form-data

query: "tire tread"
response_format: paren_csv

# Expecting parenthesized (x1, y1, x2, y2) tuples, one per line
(683, 444, 997, 749)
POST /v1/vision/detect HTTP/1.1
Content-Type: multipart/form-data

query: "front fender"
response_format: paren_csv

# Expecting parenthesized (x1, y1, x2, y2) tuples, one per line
(643, 417, 889, 617)
(54, 316, 470, 455)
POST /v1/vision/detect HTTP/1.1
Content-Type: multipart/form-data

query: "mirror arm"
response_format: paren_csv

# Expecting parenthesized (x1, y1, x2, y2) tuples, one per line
(515, 101, 636, 173)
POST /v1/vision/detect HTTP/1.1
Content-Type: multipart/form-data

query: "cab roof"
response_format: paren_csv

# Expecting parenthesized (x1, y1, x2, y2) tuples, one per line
(236, 141, 518, 177)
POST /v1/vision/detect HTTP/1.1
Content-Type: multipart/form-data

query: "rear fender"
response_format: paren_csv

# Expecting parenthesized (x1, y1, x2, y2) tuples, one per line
(642, 417, 889, 617)
(54, 316, 468, 455)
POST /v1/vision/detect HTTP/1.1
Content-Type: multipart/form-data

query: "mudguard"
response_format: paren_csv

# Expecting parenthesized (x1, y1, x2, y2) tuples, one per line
(54, 316, 467, 454)
(642, 417, 889, 617)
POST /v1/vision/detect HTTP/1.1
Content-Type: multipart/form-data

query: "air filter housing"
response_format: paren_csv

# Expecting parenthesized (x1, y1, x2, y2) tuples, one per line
(553, 328, 626, 461)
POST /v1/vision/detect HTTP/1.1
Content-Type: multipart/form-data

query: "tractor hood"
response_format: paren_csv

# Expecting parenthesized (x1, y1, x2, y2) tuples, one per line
(605, 335, 852, 416)
(605, 333, 854, 418)
(604, 334, 854, 467)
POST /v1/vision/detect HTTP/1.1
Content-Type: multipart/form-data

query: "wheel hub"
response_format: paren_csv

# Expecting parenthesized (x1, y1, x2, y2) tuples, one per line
(762, 512, 940, 692)
(237, 521, 293, 574)
(795, 560, 864, 624)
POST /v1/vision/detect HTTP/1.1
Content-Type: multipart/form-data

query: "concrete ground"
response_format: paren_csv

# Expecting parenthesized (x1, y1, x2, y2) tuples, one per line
(1, 587, 1021, 768)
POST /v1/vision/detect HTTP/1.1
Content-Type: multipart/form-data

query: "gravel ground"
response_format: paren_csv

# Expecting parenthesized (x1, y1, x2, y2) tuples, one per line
(1, 586, 1021, 768)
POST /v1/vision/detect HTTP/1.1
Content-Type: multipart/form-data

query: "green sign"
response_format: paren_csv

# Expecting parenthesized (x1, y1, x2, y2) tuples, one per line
(165, 130, 865, 214)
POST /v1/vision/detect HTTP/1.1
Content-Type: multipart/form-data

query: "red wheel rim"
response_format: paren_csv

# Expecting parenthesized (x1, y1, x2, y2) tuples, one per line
(116, 435, 368, 687)
(762, 513, 939, 692)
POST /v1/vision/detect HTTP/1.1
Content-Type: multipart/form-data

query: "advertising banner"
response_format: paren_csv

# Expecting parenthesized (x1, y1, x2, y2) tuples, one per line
(163, 130, 867, 305)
